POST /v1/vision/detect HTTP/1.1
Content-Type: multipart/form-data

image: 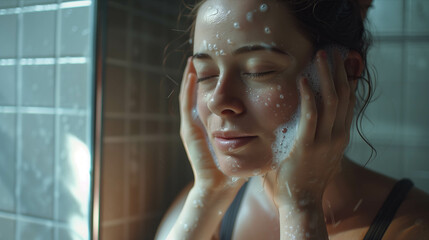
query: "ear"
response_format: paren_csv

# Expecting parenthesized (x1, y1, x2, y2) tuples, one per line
(344, 50, 364, 82)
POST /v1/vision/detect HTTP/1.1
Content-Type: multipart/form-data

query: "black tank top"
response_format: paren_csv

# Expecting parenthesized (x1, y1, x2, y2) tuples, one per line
(220, 179, 414, 240)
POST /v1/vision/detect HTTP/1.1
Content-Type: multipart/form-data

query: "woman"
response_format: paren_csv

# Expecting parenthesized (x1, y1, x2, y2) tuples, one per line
(157, 0, 429, 239)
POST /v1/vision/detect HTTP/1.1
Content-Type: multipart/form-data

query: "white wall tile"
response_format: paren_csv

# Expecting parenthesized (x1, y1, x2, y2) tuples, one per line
(60, 7, 91, 56)
(0, 65, 16, 106)
(347, 141, 404, 180)
(0, 0, 18, 8)
(406, 0, 429, 34)
(0, 217, 15, 240)
(406, 42, 429, 83)
(22, 0, 56, 6)
(57, 227, 85, 240)
(367, 0, 404, 35)
(0, 15, 18, 58)
(20, 114, 55, 219)
(22, 65, 55, 107)
(368, 42, 403, 83)
(57, 115, 90, 228)
(0, 113, 16, 212)
(22, 11, 56, 58)
(59, 64, 89, 109)
(404, 76, 429, 143)
(19, 221, 53, 240)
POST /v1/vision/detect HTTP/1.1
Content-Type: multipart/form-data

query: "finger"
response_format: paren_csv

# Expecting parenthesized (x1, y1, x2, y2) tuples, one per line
(332, 49, 350, 135)
(345, 80, 357, 134)
(297, 77, 317, 143)
(316, 50, 338, 140)
(179, 57, 194, 102)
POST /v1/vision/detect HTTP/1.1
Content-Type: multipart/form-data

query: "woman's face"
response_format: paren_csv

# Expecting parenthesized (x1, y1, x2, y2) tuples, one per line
(193, 0, 313, 177)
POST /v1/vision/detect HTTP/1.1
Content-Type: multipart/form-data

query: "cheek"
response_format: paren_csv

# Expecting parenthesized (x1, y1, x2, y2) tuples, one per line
(249, 83, 300, 129)
(196, 88, 211, 125)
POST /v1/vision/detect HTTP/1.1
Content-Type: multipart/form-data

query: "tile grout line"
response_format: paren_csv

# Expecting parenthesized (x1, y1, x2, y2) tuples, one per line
(15, 0, 23, 239)
(53, 0, 62, 239)
(400, 0, 407, 178)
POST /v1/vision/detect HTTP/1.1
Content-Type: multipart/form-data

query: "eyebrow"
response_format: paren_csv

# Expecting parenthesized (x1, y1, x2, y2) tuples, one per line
(192, 44, 288, 60)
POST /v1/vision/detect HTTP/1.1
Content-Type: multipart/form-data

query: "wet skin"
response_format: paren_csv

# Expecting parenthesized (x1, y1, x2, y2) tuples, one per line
(193, 0, 313, 176)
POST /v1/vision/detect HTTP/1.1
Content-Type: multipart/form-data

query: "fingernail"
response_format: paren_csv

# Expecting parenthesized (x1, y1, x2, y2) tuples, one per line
(302, 77, 308, 86)
(319, 50, 328, 59)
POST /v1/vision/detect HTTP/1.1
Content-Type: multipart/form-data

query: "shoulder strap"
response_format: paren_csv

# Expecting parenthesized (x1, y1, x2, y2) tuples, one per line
(363, 178, 414, 240)
(220, 181, 249, 240)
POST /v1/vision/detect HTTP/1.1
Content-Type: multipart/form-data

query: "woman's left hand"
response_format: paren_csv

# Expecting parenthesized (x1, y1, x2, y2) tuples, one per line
(273, 49, 357, 207)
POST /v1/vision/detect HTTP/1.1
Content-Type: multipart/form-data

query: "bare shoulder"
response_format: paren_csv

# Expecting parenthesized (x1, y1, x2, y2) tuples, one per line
(385, 186, 429, 240)
(155, 182, 193, 240)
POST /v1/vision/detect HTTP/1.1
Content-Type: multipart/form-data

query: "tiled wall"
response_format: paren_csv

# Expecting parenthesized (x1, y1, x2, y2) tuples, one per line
(347, 0, 429, 193)
(99, 0, 192, 239)
(0, 0, 95, 239)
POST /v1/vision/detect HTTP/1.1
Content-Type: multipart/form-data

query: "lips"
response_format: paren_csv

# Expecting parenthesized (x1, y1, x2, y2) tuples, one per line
(212, 132, 257, 152)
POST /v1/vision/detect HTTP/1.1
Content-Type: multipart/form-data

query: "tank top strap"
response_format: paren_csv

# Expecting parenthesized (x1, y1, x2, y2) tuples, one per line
(363, 178, 414, 240)
(220, 181, 249, 240)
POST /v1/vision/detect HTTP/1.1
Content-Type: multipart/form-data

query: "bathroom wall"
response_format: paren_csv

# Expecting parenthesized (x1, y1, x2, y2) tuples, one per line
(347, 0, 429, 193)
(99, 0, 192, 239)
(0, 0, 95, 239)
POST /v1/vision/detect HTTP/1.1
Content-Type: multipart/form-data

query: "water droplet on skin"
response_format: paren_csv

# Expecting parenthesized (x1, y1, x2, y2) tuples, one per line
(265, 103, 268, 106)
(260, 3, 268, 12)
(253, 169, 262, 175)
(280, 94, 284, 99)
(276, 104, 280, 108)
(233, 22, 240, 29)
(282, 128, 287, 133)
(268, 97, 271, 101)
(264, 27, 271, 34)
(218, 210, 223, 215)
(216, 33, 221, 39)
(220, 49, 226, 55)
(227, 38, 234, 45)
(208, 43, 213, 51)
(213, 44, 218, 50)
(216, 51, 220, 56)
(193, 199, 204, 208)
(246, 11, 254, 22)
(184, 223, 190, 232)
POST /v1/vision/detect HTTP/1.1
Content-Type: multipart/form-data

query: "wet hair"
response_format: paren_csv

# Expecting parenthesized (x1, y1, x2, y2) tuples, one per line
(166, 0, 376, 163)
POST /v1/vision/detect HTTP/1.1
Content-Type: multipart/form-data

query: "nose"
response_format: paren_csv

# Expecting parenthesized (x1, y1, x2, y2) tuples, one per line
(207, 73, 245, 117)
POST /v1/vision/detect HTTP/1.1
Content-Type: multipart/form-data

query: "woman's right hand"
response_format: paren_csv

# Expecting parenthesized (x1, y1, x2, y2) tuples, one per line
(179, 57, 244, 190)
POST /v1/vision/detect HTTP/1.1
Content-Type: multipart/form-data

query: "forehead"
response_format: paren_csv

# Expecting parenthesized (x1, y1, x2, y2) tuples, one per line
(194, 0, 307, 53)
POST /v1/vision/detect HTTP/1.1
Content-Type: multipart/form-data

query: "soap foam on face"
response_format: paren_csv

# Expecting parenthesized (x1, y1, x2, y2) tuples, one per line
(271, 45, 349, 165)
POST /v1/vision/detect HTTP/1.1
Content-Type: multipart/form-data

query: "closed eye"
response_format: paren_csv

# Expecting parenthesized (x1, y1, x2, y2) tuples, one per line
(243, 71, 276, 79)
(197, 75, 219, 82)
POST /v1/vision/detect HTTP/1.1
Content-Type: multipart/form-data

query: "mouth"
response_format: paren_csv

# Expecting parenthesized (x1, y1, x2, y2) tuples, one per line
(212, 132, 257, 152)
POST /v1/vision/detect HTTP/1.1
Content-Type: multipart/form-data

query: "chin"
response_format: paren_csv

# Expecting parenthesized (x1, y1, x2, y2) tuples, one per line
(216, 153, 274, 178)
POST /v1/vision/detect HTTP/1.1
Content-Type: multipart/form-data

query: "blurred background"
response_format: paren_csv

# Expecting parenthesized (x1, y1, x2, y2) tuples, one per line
(0, 0, 428, 239)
